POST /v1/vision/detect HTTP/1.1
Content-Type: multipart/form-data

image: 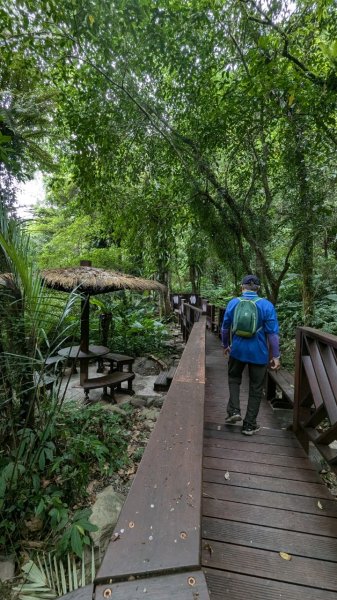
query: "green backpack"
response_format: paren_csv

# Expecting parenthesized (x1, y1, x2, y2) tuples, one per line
(232, 297, 262, 338)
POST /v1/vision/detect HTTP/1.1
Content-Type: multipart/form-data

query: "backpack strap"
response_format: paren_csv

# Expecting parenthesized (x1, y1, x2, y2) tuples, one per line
(251, 297, 262, 333)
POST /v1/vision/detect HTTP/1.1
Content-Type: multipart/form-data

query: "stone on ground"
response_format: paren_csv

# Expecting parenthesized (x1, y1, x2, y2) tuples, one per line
(89, 486, 125, 549)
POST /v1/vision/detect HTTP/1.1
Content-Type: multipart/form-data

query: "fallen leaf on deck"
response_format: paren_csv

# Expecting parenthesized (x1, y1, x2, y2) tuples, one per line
(279, 552, 292, 561)
(224, 471, 230, 480)
(317, 501, 323, 510)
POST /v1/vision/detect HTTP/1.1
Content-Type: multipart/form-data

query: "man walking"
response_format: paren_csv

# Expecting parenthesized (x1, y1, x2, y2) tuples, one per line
(221, 274, 280, 435)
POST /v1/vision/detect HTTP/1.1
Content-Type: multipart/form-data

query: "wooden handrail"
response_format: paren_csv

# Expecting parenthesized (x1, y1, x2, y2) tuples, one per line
(293, 326, 337, 469)
(179, 302, 203, 341)
(93, 316, 209, 598)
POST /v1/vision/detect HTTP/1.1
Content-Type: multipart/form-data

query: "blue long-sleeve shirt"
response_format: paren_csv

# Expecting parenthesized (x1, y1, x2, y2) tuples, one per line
(221, 291, 280, 365)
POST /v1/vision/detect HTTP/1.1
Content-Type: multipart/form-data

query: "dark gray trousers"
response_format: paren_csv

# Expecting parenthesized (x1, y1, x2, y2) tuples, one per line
(227, 356, 267, 426)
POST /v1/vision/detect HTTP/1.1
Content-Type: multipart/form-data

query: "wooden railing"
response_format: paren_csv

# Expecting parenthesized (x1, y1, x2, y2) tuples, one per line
(171, 293, 202, 309)
(179, 302, 203, 341)
(92, 316, 210, 599)
(293, 327, 337, 470)
(171, 295, 224, 341)
(202, 302, 224, 336)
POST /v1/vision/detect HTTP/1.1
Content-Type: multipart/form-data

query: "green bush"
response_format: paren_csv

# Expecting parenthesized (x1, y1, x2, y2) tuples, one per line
(200, 284, 233, 308)
(90, 293, 169, 356)
(276, 272, 337, 369)
(0, 402, 130, 557)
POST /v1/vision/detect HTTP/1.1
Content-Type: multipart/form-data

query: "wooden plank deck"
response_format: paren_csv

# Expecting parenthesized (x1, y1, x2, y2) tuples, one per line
(93, 318, 208, 597)
(202, 331, 337, 599)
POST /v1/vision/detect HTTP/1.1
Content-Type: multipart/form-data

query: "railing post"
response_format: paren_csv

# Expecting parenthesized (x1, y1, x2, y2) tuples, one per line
(293, 327, 302, 434)
(293, 327, 309, 454)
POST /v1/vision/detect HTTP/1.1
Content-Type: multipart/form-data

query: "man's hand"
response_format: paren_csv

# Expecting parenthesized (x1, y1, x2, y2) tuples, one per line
(270, 357, 281, 371)
(223, 346, 231, 357)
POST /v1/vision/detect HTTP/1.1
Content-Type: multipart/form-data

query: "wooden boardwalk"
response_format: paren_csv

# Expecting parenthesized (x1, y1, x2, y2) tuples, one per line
(202, 331, 337, 599)
(62, 323, 337, 600)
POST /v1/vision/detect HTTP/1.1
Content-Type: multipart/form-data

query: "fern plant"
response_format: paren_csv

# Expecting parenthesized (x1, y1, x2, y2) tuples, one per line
(13, 549, 95, 600)
(0, 205, 82, 556)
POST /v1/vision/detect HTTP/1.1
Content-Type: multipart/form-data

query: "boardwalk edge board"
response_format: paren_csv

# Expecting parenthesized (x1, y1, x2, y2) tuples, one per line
(92, 317, 210, 598)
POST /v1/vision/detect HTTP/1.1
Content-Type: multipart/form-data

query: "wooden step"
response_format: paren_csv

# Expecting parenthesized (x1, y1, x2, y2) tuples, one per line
(153, 367, 177, 391)
(153, 370, 170, 391)
(166, 366, 177, 383)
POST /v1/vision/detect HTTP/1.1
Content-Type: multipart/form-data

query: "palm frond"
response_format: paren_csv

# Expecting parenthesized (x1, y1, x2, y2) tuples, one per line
(13, 550, 95, 600)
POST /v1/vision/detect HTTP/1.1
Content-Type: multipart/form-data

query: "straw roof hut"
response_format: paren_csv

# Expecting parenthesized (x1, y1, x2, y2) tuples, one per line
(41, 264, 166, 384)
(41, 266, 165, 295)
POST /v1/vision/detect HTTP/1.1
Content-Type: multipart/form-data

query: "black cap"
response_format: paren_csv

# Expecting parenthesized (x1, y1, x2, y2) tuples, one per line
(241, 274, 260, 286)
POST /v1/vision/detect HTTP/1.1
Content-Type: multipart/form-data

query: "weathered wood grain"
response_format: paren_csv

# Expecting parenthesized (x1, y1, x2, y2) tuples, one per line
(95, 318, 206, 583)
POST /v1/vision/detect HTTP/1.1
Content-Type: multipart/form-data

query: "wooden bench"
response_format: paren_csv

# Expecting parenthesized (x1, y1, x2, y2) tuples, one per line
(33, 371, 57, 393)
(82, 372, 135, 403)
(266, 367, 294, 408)
(103, 352, 135, 373)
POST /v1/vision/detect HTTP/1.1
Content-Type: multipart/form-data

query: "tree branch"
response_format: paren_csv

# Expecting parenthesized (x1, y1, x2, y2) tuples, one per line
(242, 0, 327, 88)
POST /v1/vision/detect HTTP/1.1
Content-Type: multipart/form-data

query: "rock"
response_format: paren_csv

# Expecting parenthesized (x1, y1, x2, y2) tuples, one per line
(145, 396, 162, 407)
(0, 556, 15, 581)
(102, 404, 127, 416)
(152, 395, 166, 408)
(130, 396, 147, 408)
(89, 486, 125, 549)
(133, 374, 160, 397)
(133, 357, 161, 376)
(143, 421, 156, 432)
(140, 408, 160, 422)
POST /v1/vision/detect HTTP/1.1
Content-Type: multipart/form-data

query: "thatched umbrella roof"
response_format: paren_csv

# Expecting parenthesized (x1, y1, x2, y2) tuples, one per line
(41, 266, 166, 295)
(41, 265, 166, 386)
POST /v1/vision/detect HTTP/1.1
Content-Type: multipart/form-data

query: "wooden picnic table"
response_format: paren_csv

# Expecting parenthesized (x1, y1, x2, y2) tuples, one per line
(58, 345, 136, 402)
(58, 344, 109, 384)
(57, 344, 109, 360)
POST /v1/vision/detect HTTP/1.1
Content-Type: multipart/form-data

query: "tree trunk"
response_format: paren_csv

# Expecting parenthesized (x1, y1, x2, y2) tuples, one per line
(189, 264, 199, 295)
(157, 269, 171, 317)
(292, 120, 314, 325)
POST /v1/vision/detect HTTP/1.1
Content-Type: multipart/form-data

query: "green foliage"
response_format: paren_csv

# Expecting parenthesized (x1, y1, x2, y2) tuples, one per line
(276, 270, 337, 368)
(91, 293, 169, 356)
(0, 210, 131, 560)
(0, 580, 12, 600)
(3, 0, 337, 306)
(0, 402, 130, 557)
(0, 89, 55, 180)
(200, 286, 232, 309)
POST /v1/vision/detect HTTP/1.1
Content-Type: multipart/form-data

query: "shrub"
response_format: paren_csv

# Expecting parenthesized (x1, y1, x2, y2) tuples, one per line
(90, 293, 169, 356)
(0, 402, 130, 557)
